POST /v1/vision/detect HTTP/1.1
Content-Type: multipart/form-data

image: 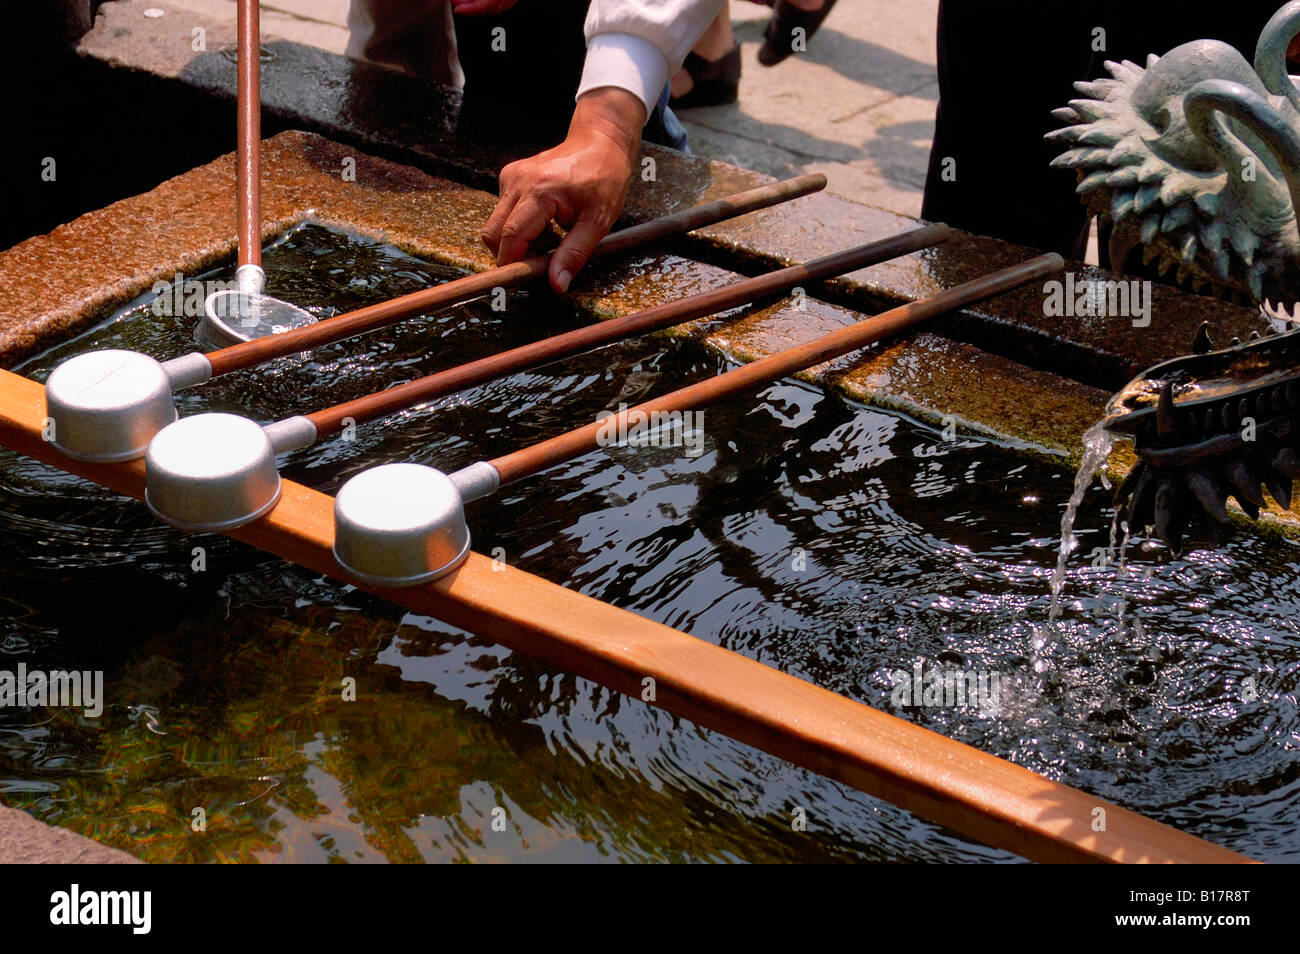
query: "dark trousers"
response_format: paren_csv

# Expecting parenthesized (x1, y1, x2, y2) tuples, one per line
(454, 0, 591, 146)
(921, 1, 1284, 260)
(454, 0, 686, 151)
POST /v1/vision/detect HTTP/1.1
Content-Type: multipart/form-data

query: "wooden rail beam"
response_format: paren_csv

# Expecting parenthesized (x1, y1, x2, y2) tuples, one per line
(0, 368, 1252, 863)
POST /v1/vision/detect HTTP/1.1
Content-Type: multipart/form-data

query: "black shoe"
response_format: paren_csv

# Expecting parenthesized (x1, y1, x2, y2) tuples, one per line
(669, 44, 742, 109)
(757, 0, 838, 67)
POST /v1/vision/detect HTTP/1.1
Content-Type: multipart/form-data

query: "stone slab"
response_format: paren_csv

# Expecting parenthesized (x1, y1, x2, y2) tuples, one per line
(0, 129, 1110, 468)
(76, 0, 1266, 392)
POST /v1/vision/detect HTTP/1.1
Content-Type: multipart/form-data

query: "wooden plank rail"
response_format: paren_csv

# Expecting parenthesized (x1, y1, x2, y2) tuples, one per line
(0, 367, 1252, 863)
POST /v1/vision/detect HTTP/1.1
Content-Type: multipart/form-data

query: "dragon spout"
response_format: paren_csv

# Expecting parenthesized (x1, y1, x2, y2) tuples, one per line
(1105, 324, 1300, 550)
(1050, 2, 1300, 549)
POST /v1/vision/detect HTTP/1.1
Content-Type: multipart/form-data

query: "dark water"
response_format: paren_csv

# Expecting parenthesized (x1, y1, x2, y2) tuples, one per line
(2, 224, 1298, 862)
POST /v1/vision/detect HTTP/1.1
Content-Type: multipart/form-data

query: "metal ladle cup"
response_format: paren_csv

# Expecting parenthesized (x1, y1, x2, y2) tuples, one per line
(198, 264, 317, 350)
(332, 462, 500, 586)
(46, 267, 315, 462)
(144, 411, 317, 532)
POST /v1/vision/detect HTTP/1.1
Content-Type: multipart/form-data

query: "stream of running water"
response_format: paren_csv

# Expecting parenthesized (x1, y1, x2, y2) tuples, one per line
(1035, 421, 1115, 672)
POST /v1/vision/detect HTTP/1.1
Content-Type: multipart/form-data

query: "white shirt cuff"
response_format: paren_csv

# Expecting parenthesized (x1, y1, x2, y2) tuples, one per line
(576, 32, 668, 121)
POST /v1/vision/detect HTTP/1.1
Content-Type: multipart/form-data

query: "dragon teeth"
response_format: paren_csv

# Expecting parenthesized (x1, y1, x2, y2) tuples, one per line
(1260, 298, 1298, 334)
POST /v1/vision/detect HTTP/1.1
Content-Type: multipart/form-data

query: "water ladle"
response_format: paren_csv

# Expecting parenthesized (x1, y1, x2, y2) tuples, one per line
(199, 0, 317, 349)
(331, 254, 1065, 585)
(143, 228, 953, 531)
(43, 174, 828, 463)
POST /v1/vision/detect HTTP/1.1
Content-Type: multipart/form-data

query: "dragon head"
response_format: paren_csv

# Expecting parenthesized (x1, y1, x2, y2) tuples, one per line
(1049, 2, 1300, 325)
(1050, 2, 1300, 549)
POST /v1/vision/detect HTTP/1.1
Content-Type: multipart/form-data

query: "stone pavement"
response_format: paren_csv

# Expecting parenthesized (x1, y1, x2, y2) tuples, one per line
(684, 1, 938, 218)
(158, 0, 938, 218)
(166, 0, 356, 55)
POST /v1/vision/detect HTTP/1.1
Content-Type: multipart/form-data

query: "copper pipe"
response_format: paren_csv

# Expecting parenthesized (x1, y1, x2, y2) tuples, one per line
(489, 253, 1063, 487)
(237, 0, 261, 270)
(303, 225, 951, 437)
(206, 173, 829, 377)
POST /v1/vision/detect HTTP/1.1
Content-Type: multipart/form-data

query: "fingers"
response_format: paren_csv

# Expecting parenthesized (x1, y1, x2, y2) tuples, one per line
(481, 159, 538, 259)
(480, 181, 517, 257)
(549, 214, 610, 293)
(478, 157, 538, 256)
(480, 128, 632, 291)
(493, 192, 559, 267)
(483, 182, 612, 292)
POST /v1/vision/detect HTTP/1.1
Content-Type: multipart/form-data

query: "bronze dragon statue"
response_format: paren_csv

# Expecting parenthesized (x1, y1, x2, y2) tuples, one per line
(1049, 1, 1300, 550)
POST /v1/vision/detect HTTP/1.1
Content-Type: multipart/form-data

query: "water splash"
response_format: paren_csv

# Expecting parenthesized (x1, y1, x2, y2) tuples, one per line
(1035, 421, 1115, 671)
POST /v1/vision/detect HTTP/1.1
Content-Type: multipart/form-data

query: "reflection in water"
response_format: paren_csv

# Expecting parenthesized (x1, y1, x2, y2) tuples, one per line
(1, 225, 1298, 862)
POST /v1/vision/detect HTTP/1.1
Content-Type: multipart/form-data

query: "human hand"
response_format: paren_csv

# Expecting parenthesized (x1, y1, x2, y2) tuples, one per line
(481, 87, 645, 292)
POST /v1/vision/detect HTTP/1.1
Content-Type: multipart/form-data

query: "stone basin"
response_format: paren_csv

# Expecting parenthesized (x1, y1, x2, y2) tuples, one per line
(1, 1, 1295, 863)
